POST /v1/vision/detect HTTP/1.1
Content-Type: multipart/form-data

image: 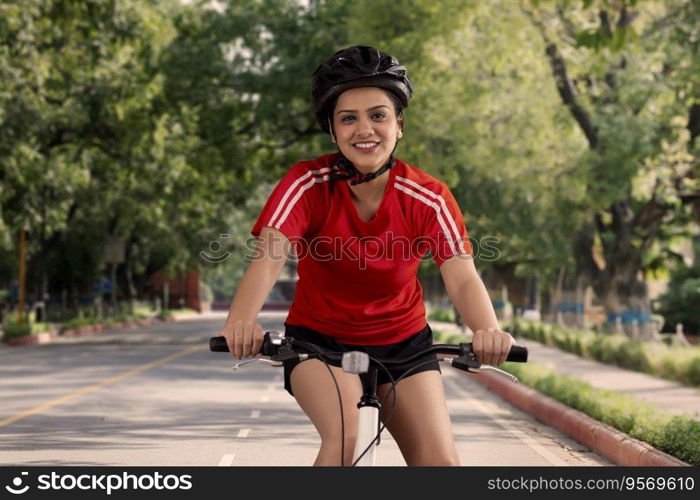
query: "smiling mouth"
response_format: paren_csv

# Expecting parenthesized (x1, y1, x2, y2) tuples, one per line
(353, 142, 380, 150)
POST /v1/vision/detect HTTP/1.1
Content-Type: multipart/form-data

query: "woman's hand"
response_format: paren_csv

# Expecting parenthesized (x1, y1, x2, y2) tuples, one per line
(219, 320, 264, 358)
(472, 328, 515, 366)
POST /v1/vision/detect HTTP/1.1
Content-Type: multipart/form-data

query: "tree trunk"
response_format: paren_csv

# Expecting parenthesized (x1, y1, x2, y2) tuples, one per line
(550, 265, 566, 318)
(124, 243, 138, 315)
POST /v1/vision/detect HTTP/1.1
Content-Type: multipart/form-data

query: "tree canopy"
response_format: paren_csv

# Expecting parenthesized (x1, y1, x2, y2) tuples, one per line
(0, 0, 697, 327)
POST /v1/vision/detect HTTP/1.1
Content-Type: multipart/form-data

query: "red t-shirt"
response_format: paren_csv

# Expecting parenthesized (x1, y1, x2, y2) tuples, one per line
(251, 152, 473, 345)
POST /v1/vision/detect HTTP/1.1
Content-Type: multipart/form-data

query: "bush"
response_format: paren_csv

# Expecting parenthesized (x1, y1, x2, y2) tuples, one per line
(132, 306, 154, 319)
(62, 316, 100, 330)
(686, 357, 700, 387)
(61, 308, 152, 331)
(655, 262, 700, 335)
(427, 307, 455, 323)
(511, 317, 700, 388)
(622, 340, 655, 373)
(3, 322, 31, 338)
(3, 321, 53, 339)
(157, 309, 174, 320)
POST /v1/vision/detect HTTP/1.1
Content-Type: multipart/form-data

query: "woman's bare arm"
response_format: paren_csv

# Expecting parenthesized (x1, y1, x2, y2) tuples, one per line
(220, 226, 291, 357)
(439, 255, 514, 365)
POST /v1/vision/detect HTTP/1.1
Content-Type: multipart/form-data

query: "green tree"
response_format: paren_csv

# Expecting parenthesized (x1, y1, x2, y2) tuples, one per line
(516, 0, 699, 336)
(0, 0, 185, 305)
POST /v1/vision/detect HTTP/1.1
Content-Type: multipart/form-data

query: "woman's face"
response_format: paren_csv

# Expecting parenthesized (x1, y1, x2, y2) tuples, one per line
(331, 87, 403, 174)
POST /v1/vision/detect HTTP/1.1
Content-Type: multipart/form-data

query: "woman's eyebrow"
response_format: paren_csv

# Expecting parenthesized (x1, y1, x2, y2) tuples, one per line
(336, 105, 389, 115)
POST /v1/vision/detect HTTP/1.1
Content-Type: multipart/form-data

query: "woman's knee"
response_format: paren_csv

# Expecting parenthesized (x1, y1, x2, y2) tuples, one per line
(320, 428, 358, 452)
(317, 432, 358, 466)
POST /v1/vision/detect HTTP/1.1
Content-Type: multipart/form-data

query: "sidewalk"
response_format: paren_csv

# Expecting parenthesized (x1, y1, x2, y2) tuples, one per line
(429, 320, 696, 466)
(429, 320, 700, 419)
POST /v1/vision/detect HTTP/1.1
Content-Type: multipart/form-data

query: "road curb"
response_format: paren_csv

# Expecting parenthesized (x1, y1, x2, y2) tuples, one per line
(473, 371, 689, 467)
(3, 330, 60, 346)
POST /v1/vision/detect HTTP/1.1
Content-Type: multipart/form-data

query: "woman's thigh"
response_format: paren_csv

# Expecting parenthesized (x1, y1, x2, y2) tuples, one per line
(377, 370, 460, 466)
(290, 359, 363, 441)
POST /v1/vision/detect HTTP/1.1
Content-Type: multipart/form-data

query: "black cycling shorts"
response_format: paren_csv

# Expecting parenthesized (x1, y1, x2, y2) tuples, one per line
(282, 323, 441, 397)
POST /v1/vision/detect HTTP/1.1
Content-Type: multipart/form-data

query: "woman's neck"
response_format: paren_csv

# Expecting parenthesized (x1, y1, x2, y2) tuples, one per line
(346, 171, 389, 202)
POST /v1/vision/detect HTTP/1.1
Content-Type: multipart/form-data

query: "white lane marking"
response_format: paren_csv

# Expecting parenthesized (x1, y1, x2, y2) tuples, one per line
(237, 428, 250, 438)
(260, 396, 270, 403)
(444, 376, 570, 466)
(250, 410, 261, 418)
(218, 454, 235, 466)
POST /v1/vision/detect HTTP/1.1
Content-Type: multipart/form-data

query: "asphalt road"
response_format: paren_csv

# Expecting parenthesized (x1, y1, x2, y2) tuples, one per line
(0, 313, 610, 466)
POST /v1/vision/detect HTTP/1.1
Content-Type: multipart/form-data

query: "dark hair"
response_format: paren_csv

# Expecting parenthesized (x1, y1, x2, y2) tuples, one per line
(325, 88, 404, 135)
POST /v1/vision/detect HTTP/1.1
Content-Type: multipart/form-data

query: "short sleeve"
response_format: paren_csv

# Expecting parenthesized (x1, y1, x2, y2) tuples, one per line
(251, 163, 319, 240)
(418, 182, 473, 266)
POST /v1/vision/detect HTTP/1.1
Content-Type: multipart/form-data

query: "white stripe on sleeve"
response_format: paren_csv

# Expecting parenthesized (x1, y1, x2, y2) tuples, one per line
(395, 176, 466, 254)
(274, 172, 331, 230)
(267, 167, 331, 228)
(395, 183, 460, 257)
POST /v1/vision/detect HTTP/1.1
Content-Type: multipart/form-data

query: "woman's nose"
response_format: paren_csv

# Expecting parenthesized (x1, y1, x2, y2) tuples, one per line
(355, 117, 374, 136)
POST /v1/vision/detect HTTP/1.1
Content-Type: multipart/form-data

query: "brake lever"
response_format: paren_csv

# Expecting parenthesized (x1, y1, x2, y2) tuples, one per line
(232, 357, 284, 371)
(438, 356, 520, 383)
(471, 365, 519, 383)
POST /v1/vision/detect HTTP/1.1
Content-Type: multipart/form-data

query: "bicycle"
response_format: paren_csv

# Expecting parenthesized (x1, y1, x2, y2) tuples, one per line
(210, 331, 528, 466)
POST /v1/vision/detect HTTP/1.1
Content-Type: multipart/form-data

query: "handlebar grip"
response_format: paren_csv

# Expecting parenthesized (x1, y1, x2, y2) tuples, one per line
(209, 332, 276, 355)
(506, 345, 528, 362)
(209, 336, 229, 352)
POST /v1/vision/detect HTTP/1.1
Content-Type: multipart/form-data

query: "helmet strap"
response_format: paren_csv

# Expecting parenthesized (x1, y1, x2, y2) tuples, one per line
(330, 141, 399, 186)
(328, 116, 336, 143)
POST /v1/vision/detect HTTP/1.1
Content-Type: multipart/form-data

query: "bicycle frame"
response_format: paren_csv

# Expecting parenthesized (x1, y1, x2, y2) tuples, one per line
(355, 367, 381, 466)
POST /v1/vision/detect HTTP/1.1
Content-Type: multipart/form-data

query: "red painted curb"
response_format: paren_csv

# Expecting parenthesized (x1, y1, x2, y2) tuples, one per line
(4, 331, 58, 346)
(473, 371, 689, 467)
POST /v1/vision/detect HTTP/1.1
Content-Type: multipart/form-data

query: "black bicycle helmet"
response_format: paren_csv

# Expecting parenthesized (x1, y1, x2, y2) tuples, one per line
(311, 46, 413, 135)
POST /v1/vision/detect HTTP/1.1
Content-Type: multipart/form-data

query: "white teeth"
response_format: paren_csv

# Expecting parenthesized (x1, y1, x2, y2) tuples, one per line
(354, 142, 378, 149)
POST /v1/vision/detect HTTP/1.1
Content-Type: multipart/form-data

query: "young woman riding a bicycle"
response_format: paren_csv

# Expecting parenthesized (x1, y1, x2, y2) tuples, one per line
(219, 46, 514, 466)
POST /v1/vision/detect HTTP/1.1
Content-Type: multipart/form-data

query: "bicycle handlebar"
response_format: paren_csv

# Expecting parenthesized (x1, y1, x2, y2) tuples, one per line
(209, 332, 528, 366)
(210, 331, 528, 466)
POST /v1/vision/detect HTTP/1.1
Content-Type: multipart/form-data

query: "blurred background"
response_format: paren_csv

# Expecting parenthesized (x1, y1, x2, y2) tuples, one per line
(0, 0, 698, 343)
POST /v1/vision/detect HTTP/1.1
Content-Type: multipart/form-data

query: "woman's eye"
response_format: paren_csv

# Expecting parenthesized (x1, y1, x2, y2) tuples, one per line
(339, 113, 385, 123)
